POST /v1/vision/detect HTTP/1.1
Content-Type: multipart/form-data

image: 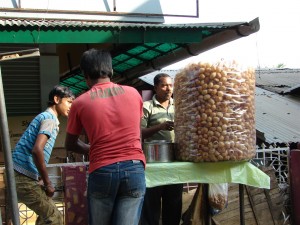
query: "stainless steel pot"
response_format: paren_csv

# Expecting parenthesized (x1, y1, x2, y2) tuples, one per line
(143, 140, 175, 163)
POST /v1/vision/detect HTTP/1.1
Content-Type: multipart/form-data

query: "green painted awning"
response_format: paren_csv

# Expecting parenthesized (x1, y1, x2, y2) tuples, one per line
(0, 19, 231, 44)
(0, 18, 260, 95)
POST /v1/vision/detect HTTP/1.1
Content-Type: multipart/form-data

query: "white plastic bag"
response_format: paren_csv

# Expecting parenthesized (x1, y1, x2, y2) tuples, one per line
(208, 183, 228, 211)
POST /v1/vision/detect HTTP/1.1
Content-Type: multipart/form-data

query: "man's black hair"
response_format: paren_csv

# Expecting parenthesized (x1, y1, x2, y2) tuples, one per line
(153, 73, 171, 86)
(80, 48, 113, 80)
(47, 85, 75, 106)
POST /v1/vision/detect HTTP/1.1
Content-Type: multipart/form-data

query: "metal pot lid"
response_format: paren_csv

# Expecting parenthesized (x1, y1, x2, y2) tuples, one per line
(144, 140, 172, 144)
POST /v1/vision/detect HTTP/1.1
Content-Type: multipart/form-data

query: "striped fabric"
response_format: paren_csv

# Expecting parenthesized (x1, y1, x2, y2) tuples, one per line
(12, 108, 59, 180)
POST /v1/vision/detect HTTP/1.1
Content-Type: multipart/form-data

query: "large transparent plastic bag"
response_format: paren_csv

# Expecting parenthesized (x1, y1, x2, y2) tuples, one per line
(174, 61, 256, 162)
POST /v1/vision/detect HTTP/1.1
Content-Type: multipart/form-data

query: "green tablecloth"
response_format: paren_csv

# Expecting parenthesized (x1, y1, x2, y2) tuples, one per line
(47, 161, 270, 189)
(145, 161, 270, 189)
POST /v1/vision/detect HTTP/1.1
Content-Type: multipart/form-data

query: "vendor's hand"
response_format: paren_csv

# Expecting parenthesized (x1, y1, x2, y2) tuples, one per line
(161, 121, 174, 131)
(43, 184, 55, 197)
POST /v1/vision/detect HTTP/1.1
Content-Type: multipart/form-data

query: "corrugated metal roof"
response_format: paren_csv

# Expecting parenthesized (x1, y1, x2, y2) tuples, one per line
(0, 18, 243, 29)
(256, 68, 300, 94)
(140, 69, 300, 145)
(255, 87, 300, 144)
(139, 69, 178, 85)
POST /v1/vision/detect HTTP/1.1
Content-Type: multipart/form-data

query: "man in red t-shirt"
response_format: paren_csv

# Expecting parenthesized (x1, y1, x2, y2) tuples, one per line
(65, 49, 146, 225)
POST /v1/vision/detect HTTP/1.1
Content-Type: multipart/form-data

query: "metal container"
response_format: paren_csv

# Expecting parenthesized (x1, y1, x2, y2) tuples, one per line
(143, 140, 175, 163)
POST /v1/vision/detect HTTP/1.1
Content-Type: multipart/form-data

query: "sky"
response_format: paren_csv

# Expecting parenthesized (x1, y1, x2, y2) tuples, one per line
(163, 0, 300, 70)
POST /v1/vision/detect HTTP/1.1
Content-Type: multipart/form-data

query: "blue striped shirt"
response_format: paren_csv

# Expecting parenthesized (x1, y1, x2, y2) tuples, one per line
(12, 108, 59, 180)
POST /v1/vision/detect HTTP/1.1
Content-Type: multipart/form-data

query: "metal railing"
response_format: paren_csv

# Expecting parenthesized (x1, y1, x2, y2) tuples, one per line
(252, 146, 291, 224)
(18, 202, 65, 225)
(252, 147, 289, 184)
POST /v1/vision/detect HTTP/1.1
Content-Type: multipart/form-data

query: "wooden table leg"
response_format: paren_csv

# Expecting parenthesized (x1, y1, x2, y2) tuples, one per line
(181, 184, 202, 225)
(181, 184, 212, 225)
(239, 184, 245, 225)
(203, 184, 211, 225)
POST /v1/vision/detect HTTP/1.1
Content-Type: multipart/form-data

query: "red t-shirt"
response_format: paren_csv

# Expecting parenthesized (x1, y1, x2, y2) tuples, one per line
(67, 82, 146, 173)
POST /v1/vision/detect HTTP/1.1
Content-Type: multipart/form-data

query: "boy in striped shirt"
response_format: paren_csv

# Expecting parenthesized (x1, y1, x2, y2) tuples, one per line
(12, 85, 74, 225)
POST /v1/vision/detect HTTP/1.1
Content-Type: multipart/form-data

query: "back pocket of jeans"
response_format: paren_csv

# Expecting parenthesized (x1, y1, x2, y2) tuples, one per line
(88, 172, 112, 198)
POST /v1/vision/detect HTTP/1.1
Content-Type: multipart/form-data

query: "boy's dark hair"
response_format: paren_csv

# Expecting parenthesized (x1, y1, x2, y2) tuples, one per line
(80, 48, 113, 80)
(47, 85, 75, 106)
(153, 73, 171, 86)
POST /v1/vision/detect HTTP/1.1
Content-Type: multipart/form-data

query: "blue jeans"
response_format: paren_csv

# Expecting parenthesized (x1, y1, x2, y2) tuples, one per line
(87, 160, 146, 225)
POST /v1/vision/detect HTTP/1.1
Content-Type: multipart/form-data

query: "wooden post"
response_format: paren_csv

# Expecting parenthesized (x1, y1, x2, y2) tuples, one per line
(181, 184, 212, 225)
(239, 184, 245, 225)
